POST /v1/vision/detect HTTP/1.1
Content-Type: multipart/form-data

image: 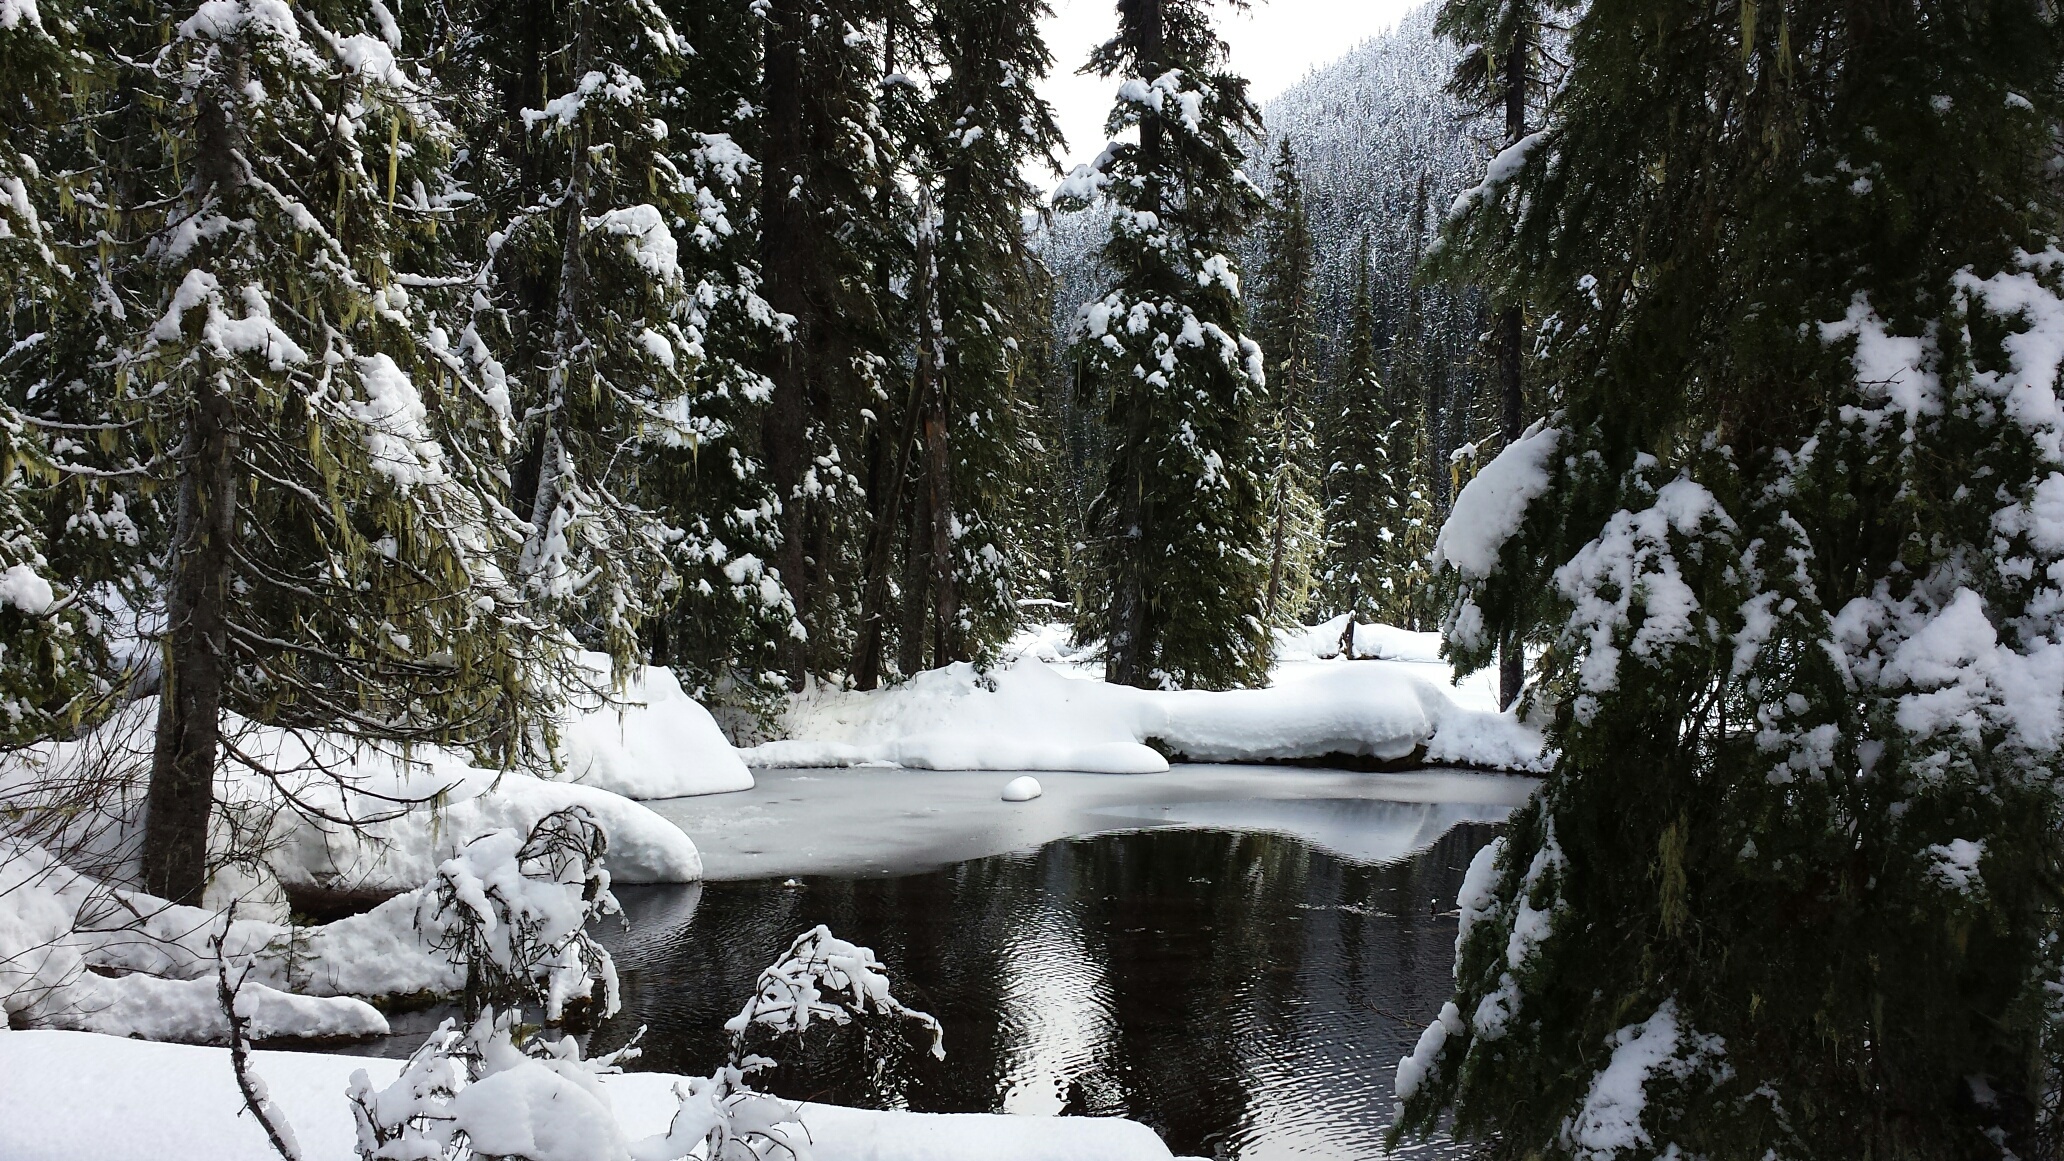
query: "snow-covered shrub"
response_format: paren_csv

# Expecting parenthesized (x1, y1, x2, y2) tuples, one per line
(347, 1007, 650, 1161)
(421, 807, 622, 1023)
(724, 924, 945, 1064)
(628, 1060, 810, 1161)
(349, 925, 942, 1161)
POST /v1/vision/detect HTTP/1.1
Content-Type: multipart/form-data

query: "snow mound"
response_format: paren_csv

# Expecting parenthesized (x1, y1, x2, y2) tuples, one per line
(740, 658, 1543, 774)
(0, 1031, 1183, 1161)
(555, 652, 754, 800)
(1001, 776, 1043, 802)
(1, 699, 703, 917)
(0, 841, 392, 1040)
(1275, 615, 1445, 663)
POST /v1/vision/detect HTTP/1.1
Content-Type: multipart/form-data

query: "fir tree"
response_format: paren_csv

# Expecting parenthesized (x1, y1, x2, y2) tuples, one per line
(465, 0, 708, 670)
(631, 2, 797, 712)
(1320, 240, 1434, 632)
(1396, 0, 2064, 1156)
(1251, 139, 1324, 628)
(107, 0, 556, 901)
(921, 0, 1061, 661)
(1433, 0, 1560, 708)
(1059, 0, 1270, 690)
(757, 0, 901, 685)
(0, 0, 107, 748)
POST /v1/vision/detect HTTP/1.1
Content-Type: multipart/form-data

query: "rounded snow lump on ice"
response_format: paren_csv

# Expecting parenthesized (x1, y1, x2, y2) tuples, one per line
(1001, 776, 1043, 802)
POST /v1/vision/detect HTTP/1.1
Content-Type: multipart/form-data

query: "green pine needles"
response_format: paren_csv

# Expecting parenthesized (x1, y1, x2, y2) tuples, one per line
(1252, 139, 1325, 630)
(1321, 238, 1438, 631)
(1398, 0, 2064, 1156)
(1060, 0, 1272, 691)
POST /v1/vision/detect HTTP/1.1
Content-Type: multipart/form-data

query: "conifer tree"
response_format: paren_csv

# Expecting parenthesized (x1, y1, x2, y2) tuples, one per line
(465, 0, 710, 670)
(107, 0, 557, 902)
(1059, 0, 1270, 690)
(919, 0, 1061, 661)
(450, 0, 794, 705)
(757, 0, 901, 684)
(0, 0, 106, 747)
(1252, 139, 1324, 628)
(630, 2, 797, 708)
(1395, 0, 2064, 1155)
(1321, 241, 1434, 632)
(1434, 0, 1559, 709)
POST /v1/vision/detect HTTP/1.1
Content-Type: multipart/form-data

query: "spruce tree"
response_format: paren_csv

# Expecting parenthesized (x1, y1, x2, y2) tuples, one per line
(1433, 0, 1558, 709)
(757, 0, 901, 684)
(462, 0, 709, 670)
(0, 0, 106, 747)
(630, 1, 798, 709)
(1252, 139, 1324, 628)
(1059, 0, 1270, 690)
(921, 0, 1061, 661)
(1395, 0, 2064, 1156)
(110, 0, 555, 901)
(1320, 241, 1434, 632)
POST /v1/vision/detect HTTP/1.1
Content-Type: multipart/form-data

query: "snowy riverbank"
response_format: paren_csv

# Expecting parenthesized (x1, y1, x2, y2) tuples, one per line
(741, 619, 1545, 774)
(0, 1031, 1188, 1161)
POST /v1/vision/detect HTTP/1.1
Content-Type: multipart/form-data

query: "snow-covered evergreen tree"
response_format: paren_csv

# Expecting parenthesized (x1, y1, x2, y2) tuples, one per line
(1251, 140, 1324, 628)
(0, 0, 108, 749)
(105, 0, 555, 902)
(1253, 9, 1485, 499)
(1319, 241, 1434, 630)
(461, 0, 706, 670)
(1432, 0, 1561, 707)
(757, 0, 901, 685)
(633, 2, 797, 712)
(1395, 0, 2064, 1155)
(917, 0, 1061, 661)
(1059, 0, 1270, 690)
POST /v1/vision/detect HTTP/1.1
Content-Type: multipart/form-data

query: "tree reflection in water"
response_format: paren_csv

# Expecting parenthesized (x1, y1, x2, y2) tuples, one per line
(584, 807, 1500, 1160)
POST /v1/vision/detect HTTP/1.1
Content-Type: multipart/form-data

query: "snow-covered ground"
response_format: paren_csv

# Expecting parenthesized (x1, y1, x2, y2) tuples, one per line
(739, 619, 1543, 775)
(0, 653, 723, 920)
(0, 1030, 1187, 1161)
(653, 764, 1533, 880)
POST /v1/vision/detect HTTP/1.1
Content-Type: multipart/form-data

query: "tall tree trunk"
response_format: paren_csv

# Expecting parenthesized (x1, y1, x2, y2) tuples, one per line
(1263, 426, 1291, 624)
(524, 0, 591, 586)
(916, 198, 958, 667)
(924, 387, 955, 666)
(759, 0, 814, 689)
(144, 378, 238, 904)
(851, 365, 926, 688)
(899, 483, 930, 678)
(1497, 19, 1528, 713)
(143, 52, 247, 904)
(1106, 0, 1164, 689)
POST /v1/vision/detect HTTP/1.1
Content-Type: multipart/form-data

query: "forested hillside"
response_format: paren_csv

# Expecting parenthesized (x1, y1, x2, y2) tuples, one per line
(1039, 7, 1490, 632)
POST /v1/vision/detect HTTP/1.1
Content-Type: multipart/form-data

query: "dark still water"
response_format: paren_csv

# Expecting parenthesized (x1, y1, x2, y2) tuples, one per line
(580, 813, 1499, 1161)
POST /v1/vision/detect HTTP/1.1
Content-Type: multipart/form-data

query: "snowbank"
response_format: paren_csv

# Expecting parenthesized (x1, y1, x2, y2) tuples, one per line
(741, 656, 1543, 774)
(0, 1030, 1184, 1161)
(1, 822, 638, 1021)
(0, 842, 391, 1042)
(555, 652, 754, 800)
(0, 700, 703, 917)
(1274, 614, 1446, 663)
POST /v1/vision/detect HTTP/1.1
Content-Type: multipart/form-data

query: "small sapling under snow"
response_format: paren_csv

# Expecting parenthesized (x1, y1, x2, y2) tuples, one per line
(723, 925, 945, 1059)
(420, 806, 623, 1024)
(340, 816, 945, 1161)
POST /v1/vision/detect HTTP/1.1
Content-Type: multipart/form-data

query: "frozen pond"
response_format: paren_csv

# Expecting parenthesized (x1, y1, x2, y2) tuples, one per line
(651, 764, 1533, 879)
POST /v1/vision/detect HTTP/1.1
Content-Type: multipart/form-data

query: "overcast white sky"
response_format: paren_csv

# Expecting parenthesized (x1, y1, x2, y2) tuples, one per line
(1036, 0, 1427, 183)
